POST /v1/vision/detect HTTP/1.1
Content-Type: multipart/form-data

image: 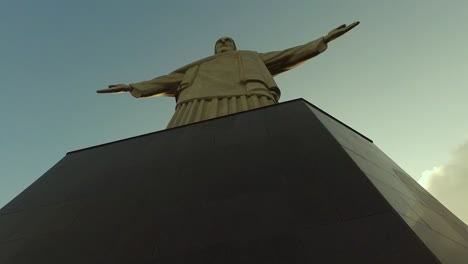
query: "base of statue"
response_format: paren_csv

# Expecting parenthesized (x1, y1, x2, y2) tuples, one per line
(0, 99, 467, 263)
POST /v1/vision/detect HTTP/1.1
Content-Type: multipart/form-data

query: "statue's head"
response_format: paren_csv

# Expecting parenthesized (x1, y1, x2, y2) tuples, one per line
(215, 37, 237, 54)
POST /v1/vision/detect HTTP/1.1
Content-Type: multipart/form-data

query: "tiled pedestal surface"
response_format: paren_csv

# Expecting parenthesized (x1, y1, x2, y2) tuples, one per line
(1, 99, 467, 263)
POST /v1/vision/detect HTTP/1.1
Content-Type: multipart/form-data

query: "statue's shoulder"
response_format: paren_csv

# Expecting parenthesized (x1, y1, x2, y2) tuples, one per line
(171, 55, 216, 74)
(237, 50, 263, 61)
(171, 51, 261, 74)
(237, 50, 260, 55)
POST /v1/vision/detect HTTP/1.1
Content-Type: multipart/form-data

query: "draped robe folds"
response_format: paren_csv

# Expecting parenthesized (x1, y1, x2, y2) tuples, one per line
(129, 37, 328, 128)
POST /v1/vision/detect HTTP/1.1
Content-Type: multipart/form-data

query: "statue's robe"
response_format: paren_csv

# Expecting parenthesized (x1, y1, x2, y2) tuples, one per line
(129, 37, 328, 128)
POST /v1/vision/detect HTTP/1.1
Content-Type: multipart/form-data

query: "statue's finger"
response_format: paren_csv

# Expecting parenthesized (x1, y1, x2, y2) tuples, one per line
(97, 88, 116, 93)
(97, 87, 120, 93)
(336, 24, 346, 29)
(342, 21, 360, 34)
(348, 21, 360, 29)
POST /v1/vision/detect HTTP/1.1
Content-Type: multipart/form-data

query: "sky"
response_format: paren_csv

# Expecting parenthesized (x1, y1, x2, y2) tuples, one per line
(1, 1, 467, 223)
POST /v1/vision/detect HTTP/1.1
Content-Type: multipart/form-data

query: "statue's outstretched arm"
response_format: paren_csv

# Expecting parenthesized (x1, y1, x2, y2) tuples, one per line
(97, 72, 184, 98)
(128, 72, 184, 98)
(261, 21, 359, 76)
(261, 37, 328, 76)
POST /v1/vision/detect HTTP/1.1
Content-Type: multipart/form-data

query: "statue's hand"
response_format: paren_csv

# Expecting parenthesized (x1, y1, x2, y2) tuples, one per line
(324, 21, 360, 43)
(96, 84, 133, 94)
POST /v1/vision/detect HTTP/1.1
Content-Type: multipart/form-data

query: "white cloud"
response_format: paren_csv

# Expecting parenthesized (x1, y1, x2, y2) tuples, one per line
(418, 140, 468, 224)
(419, 166, 444, 190)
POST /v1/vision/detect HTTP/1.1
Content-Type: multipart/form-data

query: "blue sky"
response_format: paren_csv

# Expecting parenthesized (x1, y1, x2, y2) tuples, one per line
(1, 0, 467, 222)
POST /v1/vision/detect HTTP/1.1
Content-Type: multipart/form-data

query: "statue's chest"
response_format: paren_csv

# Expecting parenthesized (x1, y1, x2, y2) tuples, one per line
(201, 53, 240, 74)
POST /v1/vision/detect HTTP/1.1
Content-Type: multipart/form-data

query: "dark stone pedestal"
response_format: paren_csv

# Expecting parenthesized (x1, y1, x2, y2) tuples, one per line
(1, 99, 467, 263)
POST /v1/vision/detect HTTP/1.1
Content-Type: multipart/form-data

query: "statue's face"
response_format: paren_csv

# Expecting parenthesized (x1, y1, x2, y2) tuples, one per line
(215, 37, 236, 54)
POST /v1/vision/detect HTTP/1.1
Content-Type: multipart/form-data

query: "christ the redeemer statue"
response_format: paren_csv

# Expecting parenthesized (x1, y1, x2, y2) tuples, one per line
(97, 22, 359, 128)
